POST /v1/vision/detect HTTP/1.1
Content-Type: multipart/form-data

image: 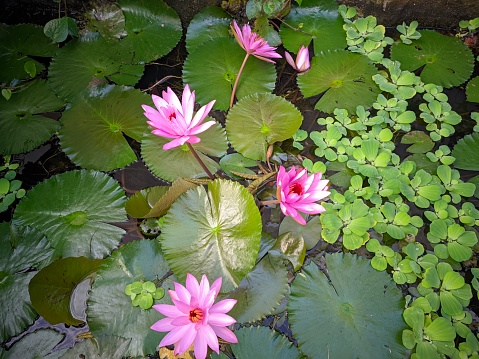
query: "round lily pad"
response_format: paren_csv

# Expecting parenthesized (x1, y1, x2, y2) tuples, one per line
(1, 329, 65, 359)
(390, 30, 474, 88)
(141, 122, 227, 182)
(161, 179, 262, 292)
(298, 50, 380, 113)
(183, 37, 277, 110)
(115, 0, 182, 64)
(230, 326, 302, 359)
(466, 76, 479, 103)
(86, 240, 173, 357)
(13, 170, 127, 259)
(288, 253, 407, 359)
(59, 335, 131, 358)
(0, 222, 54, 343)
(279, 0, 346, 54)
(0, 80, 64, 155)
(452, 132, 479, 171)
(185, 6, 231, 52)
(226, 92, 303, 161)
(84, 2, 126, 42)
(0, 23, 58, 82)
(59, 85, 150, 171)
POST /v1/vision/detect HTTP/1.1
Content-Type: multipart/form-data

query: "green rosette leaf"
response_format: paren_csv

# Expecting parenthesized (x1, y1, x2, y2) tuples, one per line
(0, 222, 54, 343)
(86, 240, 173, 357)
(185, 6, 231, 52)
(115, 0, 182, 64)
(59, 85, 150, 171)
(390, 30, 474, 88)
(226, 253, 289, 323)
(13, 170, 127, 259)
(288, 253, 407, 359)
(0, 81, 64, 155)
(279, 0, 346, 54)
(298, 50, 380, 113)
(160, 179, 262, 292)
(0, 24, 57, 82)
(141, 122, 227, 182)
(226, 93, 303, 161)
(452, 133, 479, 171)
(230, 326, 303, 359)
(183, 37, 277, 110)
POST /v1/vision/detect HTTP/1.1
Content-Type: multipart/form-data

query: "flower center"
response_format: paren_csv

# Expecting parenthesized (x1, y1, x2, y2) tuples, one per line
(168, 111, 176, 121)
(189, 308, 204, 323)
(289, 183, 303, 196)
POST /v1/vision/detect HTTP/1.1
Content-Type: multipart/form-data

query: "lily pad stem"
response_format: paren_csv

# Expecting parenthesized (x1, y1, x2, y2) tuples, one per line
(186, 142, 215, 180)
(230, 53, 250, 108)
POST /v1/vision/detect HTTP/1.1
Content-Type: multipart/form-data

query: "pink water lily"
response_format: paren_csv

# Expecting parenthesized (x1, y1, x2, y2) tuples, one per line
(285, 45, 310, 73)
(231, 20, 282, 63)
(276, 166, 330, 225)
(151, 274, 237, 359)
(142, 85, 216, 150)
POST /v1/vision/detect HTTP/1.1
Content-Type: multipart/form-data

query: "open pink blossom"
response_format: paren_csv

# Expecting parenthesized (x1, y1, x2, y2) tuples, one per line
(151, 274, 237, 359)
(276, 166, 330, 225)
(142, 85, 216, 150)
(231, 20, 282, 63)
(284, 45, 310, 73)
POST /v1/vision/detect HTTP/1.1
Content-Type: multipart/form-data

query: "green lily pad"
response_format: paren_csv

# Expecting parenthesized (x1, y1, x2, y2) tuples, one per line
(185, 6, 231, 52)
(231, 326, 303, 359)
(183, 37, 277, 110)
(86, 240, 173, 357)
(226, 92, 303, 161)
(84, 2, 126, 42)
(298, 50, 380, 113)
(0, 222, 54, 343)
(161, 179, 262, 292)
(13, 170, 127, 259)
(0, 80, 64, 155)
(279, 214, 322, 250)
(390, 30, 474, 88)
(219, 153, 258, 178)
(226, 253, 289, 323)
(29, 257, 104, 326)
(466, 76, 479, 103)
(59, 335, 131, 359)
(59, 85, 150, 171)
(141, 122, 227, 182)
(0, 329, 65, 359)
(115, 0, 182, 64)
(452, 132, 479, 171)
(0, 24, 58, 82)
(279, 0, 346, 54)
(48, 34, 144, 102)
(288, 253, 407, 359)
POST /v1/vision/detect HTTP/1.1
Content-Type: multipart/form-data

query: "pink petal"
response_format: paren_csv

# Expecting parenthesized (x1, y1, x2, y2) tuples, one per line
(198, 325, 219, 355)
(163, 137, 188, 150)
(159, 324, 193, 348)
(152, 94, 169, 110)
(210, 298, 236, 314)
(186, 135, 201, 145)
(212, 326, 238, 344)
(172, 299, 193, 314)
(197, 275, 211, 305)
(171, 315, 194, 326)
(185, 273, 200, 302)
(207, 313, 236, 326)
(284, 51, 296, 69)
(174, 282, 192, 304)
(187, 120, 216, 135)
(152, 303, 183, 318)
(176, 325, 197, 355)
(151, 317, 175, 332)
(192, 327, 208, 359)
(210, 277, 222, 298)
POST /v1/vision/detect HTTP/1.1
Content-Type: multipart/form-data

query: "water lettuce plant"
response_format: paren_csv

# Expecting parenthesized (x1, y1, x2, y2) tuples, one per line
(1, 0, 479, 358)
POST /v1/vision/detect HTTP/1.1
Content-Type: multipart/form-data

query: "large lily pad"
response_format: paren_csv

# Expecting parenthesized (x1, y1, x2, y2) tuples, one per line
(13, 170, 127, 259)
(390, 30, 474, 88)
(226, 92, 303, 160)
(288, 253, 407, 359)
(226, 253, 289, 323)
(161, 179, 262, 292)
(86, 240, 173, 357)
(84, 2, 126, 42)
(48, 34, 144, 102)
(115, 0, 182, 64)
(279, 0, 346, 54)
(185, 6, 231, 52)
(298, 50, 380, 113)
(0, 329, 65, 359)
(0, 24, 58, 82)
(0, 222, 54, 343)
(59, 85, 150, 171)
(230, 326, 303, 359)
(452, 132, 479, 171)
(183, 37, 277, 110)
(466, 76, 479, 103)
(141, 122, 227, 182)
(59, 335, 131, 358)
(0, 80, 64, 155)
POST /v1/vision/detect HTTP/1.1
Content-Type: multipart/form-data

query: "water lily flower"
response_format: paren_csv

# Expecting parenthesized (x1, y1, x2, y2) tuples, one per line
(231, 20, 282, 63)
(285, 45, 310, 73)
(151, 274, 237, 359)
(276, 166, 330, 225)
(142, 85, 216, 151)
